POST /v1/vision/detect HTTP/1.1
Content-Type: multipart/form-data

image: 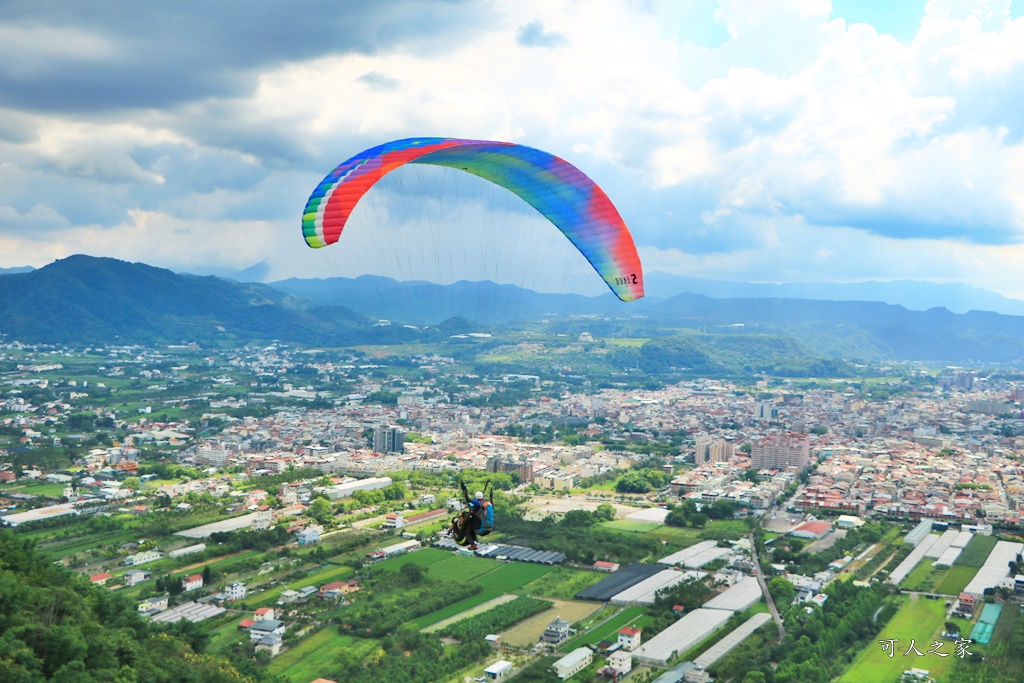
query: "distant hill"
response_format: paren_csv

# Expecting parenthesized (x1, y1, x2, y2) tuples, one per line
(644, 272, 1024, 316)
(6, 257, 1024, 363)
(0, 255, 372, 345)
(0, 265, 34, 276)
(269, 275, 625, 325)
(648, 293, 1024, 363)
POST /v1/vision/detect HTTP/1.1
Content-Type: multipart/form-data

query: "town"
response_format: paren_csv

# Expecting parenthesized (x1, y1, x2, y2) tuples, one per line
(3, 337, 1024, 683)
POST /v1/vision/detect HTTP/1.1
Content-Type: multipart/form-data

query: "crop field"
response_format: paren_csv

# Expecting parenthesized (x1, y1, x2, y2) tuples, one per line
(421, 593, 519, 632)
(473, 562, 554, 592)
(267, 626, 379, 683)
(375, 547, 451, 572)
(901, 558, 940, 591)
(603, 519, 660, 533)
(206, 613, 248, 653)
(838, 597, 957, 683)
(954, 535, 999, 568)
(500, 598, 603, 647)
(250, 564, 354, 607)
(519, 566, 607, 600)
(411, 590, 504, 629)
(424, 554, 497, 583)
(559, 605, 647, 651)
(934, 565, 980, 595)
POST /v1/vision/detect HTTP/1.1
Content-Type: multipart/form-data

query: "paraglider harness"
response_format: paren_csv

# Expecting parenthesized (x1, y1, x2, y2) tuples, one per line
(449, 478, 494, 547)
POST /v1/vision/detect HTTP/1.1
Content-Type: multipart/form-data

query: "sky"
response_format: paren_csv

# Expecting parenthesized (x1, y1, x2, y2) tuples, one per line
(2, 0, 1024, 298)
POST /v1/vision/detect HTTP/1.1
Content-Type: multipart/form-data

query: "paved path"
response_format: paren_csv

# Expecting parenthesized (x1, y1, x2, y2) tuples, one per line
(749, 530, 786, 643)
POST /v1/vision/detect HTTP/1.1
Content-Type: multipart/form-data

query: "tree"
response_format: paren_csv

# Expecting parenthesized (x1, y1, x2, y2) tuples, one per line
(562, 510, 596, 527)
(400, 562, 423, 584)
(688, 512, 708, 528)
(594, 503, 616, 522)
(383, 482, 408, 501)
(122, 476, 141, 491)
(308, 496, 333, 524)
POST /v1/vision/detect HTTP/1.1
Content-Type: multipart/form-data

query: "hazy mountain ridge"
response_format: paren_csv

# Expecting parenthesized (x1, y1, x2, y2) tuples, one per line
(644, 272, 1024, 316)
(0, 255, 370, 345)
(3, 257, 1024, 363)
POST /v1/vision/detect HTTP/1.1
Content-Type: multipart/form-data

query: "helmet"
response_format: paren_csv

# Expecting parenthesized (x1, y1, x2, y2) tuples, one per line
(475, 491, 484, 499)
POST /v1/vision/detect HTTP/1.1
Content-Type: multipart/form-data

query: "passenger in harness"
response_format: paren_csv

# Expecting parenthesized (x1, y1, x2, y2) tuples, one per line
(448, 480, 494, 551)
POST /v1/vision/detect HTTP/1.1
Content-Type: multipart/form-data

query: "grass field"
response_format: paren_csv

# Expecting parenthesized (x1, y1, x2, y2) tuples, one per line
(644, 520, 749, 547)
(602, 519, 661, 533)
(934, 565, 979, 595)
(250, 564, 354, 608)
(559, 605, 647, 652)
(412, 590, 504, 628)
(901, 558, 940, 591)
(424, 555, 498, 583)
(954, 535, 999, 567)
(267, 626, 379, 683)
(838, 597, 957, 683)
(473, 562, 554, 593)
(519, 566, 607, 600)
(375, 547, 451, 572)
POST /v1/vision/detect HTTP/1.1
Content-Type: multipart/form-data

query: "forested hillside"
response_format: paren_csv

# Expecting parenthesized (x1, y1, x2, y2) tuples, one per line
(0, 531, 251, 682)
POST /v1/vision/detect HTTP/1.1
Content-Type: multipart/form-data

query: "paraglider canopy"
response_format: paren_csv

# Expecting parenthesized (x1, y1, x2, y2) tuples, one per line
(302, 137, 644, 302)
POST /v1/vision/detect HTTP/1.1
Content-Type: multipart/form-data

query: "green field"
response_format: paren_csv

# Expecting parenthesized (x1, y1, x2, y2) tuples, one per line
(838, 597, 958, 683)
(559, 605, 646, 651)
(423, 555, 497, 583)
(267, 626, 379, 683)
(934, 565, 979, 596)
(375, 547, 452, 572)
(954, 535, 999, 568)
(206, 614, 248, 654)
(901, 558, 941, 591)
(603, 519, 661, 533)
(1, 480, 68, 498)
(473, 562, 554, 592)
(250, 564, 354, 608)
(519, 566, 607, 600)
(410, 590, 503, 628)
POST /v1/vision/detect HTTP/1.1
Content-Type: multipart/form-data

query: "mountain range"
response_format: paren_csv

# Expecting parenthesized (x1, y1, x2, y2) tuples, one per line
(3, 255, 1024, 364)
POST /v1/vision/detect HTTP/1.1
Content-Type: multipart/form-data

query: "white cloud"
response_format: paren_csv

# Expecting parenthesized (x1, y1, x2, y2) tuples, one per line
(0, 0, 1024, 303)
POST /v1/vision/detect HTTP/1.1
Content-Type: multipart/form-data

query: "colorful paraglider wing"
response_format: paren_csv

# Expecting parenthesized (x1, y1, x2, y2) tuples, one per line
(302, 137, 644, 301)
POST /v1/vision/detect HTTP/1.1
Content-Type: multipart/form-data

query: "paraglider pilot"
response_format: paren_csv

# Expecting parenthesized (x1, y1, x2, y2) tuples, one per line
(448, 481, 494, 551)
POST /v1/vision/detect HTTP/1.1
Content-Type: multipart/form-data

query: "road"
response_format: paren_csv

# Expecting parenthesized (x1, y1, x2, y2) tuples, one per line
(749, 530, 786, 643)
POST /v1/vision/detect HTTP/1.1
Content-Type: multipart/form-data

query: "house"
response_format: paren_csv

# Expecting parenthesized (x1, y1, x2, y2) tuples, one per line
(485, 634, 501, 649)
(618, 626, 642, 651)
(542, 617, 572, 645)
(319, 580, 360, 600)
(254, 632, 283, 657)
(182, 574, 204, 592)
(297, 586, 317, 600)
(249, 618, 286, 642)
(789, 521, 833, 539)
(254, 607, 275, 621)
(124, 569, 150, 586)
(277, 589, 300, 604)
(238, 619, 256, 630)
(122, 550, 162, 566)
(606, 650, 632, 677)
(553, 647, 593, 679)
(484, 660, 514, 680)
(297, 524, 322, 545)
(138, 594, 169, 613)
(381, 512, 405, 529)
(954, 593, 976, 618)
(593, 561, 620, 572)
(89, 572, 112, 585)
(224, 582, 247, 601)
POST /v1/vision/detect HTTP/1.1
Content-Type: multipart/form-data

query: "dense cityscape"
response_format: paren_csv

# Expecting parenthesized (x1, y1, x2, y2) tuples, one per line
(3, 337, 1024, 683)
